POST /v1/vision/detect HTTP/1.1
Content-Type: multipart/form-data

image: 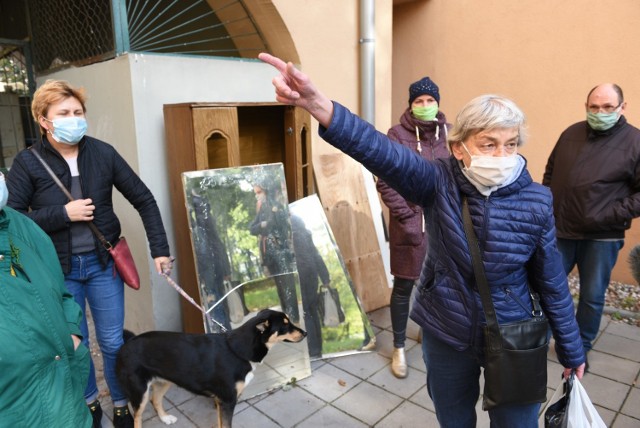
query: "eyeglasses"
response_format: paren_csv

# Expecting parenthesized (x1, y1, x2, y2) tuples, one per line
(587, 103, 622, 114)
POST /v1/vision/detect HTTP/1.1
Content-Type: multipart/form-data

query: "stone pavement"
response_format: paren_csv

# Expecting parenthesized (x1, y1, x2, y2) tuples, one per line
(96, 306, 640, 427)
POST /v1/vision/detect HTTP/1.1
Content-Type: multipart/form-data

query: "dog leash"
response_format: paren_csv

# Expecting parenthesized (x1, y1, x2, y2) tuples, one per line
(160, 262, 227, 332)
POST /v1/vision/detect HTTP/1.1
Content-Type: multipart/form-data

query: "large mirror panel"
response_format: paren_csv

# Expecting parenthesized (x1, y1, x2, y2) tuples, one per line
(289, 195, 375, 359)
(182, 163, 310, 398)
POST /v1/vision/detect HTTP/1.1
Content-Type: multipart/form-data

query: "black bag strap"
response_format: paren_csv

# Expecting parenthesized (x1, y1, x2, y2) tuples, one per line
(29, 147, 113, 250)
(461, 196, 545, 351)
(461, 197, 501, 349)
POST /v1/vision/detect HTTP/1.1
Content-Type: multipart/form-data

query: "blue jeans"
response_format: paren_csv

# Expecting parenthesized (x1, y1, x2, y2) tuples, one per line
(65, 251, 128, 406)
(422, 329, 540, 428)
(556, 238, 623, 351)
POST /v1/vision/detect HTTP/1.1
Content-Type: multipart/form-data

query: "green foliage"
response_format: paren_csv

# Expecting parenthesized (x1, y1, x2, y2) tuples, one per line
(622, 296, 638, 310)
(243, 278, 280, 311)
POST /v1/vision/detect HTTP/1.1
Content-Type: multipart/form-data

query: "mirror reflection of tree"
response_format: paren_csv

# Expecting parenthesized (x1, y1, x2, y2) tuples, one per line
(183, 165, 302, 329)
(184, 168, 374, 360)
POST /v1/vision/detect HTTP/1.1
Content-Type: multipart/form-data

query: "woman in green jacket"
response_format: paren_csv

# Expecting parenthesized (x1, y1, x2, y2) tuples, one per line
(0, 172, 92, 427)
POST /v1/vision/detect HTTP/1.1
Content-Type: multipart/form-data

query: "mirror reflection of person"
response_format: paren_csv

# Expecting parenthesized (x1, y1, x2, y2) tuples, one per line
(190, 190, 232, 332)
(249, 181, 300, 322)
(291, 215, 330, 358)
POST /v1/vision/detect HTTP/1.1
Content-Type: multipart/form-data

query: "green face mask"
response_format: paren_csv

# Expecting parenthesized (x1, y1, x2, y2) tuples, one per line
(412, 104, 438, 121)
(587, 111, 619, 131)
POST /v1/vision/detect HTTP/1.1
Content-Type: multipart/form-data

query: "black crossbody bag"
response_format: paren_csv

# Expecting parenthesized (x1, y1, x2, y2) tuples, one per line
(462, 197, 548, 410)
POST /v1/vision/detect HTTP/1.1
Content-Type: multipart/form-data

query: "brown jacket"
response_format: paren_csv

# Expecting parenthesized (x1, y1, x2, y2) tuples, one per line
(377, 109, 449, 279)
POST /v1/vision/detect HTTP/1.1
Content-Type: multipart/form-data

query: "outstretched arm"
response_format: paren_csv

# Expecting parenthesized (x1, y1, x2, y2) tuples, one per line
(258, 53, 334, 127)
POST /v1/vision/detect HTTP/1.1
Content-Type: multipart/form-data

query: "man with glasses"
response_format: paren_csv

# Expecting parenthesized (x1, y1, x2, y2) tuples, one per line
(543, 83, 640, 370)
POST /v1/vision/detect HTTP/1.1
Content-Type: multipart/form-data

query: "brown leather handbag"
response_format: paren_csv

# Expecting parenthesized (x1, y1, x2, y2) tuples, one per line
(30, 148, 141, 289)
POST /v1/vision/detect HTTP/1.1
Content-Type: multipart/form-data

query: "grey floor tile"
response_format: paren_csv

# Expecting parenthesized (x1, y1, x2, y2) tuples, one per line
(375, 400, 439, 427)
(593, 333, 640, 362)
(406, 339, 425, 362)
(96, 311, 638, 427)
(297, 405, 369, 427)
(332, 381, 404, 426)
(233, 405, 281, 428)
(374, 329, 396, 358)
(296, 362, 361, 402)
(580, 374, 630, 412)
(406, 318, 422, 342)
(328, 350, 390, 380)
(164, 385, 197, 407)
(621, 385, 640, 419)
(589, 351, 640, 384)
(368, 307, 392, 330)
(173, 395, 218, 427)
(368, 360, 425, 399)
(408, 385, 435, 413)
(604, 320, 640, 342)
(253, 386, 324, 427)
(612, 413, 640, 428)
(596, 405, 617, 427)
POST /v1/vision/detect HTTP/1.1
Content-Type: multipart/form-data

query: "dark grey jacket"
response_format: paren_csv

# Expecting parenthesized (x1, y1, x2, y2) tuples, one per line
(7, 135, 169, 273)
(543, 116, 640, 240)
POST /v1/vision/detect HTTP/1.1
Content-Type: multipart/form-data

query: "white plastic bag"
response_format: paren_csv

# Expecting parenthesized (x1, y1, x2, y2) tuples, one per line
(321, 288, 341, 327)
(567, 376, 606, 428)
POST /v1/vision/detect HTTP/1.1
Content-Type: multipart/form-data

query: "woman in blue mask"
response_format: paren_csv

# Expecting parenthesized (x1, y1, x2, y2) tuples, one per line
(6, 80, 173, 428)
(376, 76, 450, 378)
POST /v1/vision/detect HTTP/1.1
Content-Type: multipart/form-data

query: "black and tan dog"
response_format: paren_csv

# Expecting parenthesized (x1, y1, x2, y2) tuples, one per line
(116, 309, 307, 428)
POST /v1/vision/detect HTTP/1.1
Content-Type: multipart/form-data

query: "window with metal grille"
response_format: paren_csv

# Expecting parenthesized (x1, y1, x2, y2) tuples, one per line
(27, 0, 268, 74)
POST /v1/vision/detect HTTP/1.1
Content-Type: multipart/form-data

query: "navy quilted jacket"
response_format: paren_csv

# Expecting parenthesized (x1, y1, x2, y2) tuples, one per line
(7, 136, 170, 274)
(320, 102, 584, 368)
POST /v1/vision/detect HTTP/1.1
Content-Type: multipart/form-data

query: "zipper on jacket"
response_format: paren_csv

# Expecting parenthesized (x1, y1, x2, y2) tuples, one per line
(503, 287, 541, 317)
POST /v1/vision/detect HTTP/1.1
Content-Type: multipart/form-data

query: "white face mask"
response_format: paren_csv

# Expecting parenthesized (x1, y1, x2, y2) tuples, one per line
(461, 143, 520, 188)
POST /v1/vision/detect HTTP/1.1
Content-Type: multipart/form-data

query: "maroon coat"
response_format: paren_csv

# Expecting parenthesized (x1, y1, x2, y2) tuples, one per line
(376, 109, 450, 279)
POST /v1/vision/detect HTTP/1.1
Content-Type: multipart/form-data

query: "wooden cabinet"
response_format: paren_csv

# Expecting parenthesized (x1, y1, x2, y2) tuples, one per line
(163, 102, 312, 333)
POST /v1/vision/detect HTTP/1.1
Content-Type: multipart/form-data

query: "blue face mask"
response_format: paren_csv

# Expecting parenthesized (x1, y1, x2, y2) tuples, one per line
(45, 116, 87, 145)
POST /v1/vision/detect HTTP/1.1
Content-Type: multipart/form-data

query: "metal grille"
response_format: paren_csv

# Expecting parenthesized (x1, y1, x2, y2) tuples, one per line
(28, 0, 114, 72)
(0, 44, 39, 152)
(26, 0, 269, 73)
(126, 0, 267, 57)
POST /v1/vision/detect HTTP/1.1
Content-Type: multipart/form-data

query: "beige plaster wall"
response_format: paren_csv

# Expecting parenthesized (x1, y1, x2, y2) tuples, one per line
(272, 1, 396, 309)
(392, 0, 640, 284)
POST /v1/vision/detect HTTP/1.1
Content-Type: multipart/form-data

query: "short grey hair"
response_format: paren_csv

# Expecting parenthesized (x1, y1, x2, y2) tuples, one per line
(447, 95, 528, 149)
